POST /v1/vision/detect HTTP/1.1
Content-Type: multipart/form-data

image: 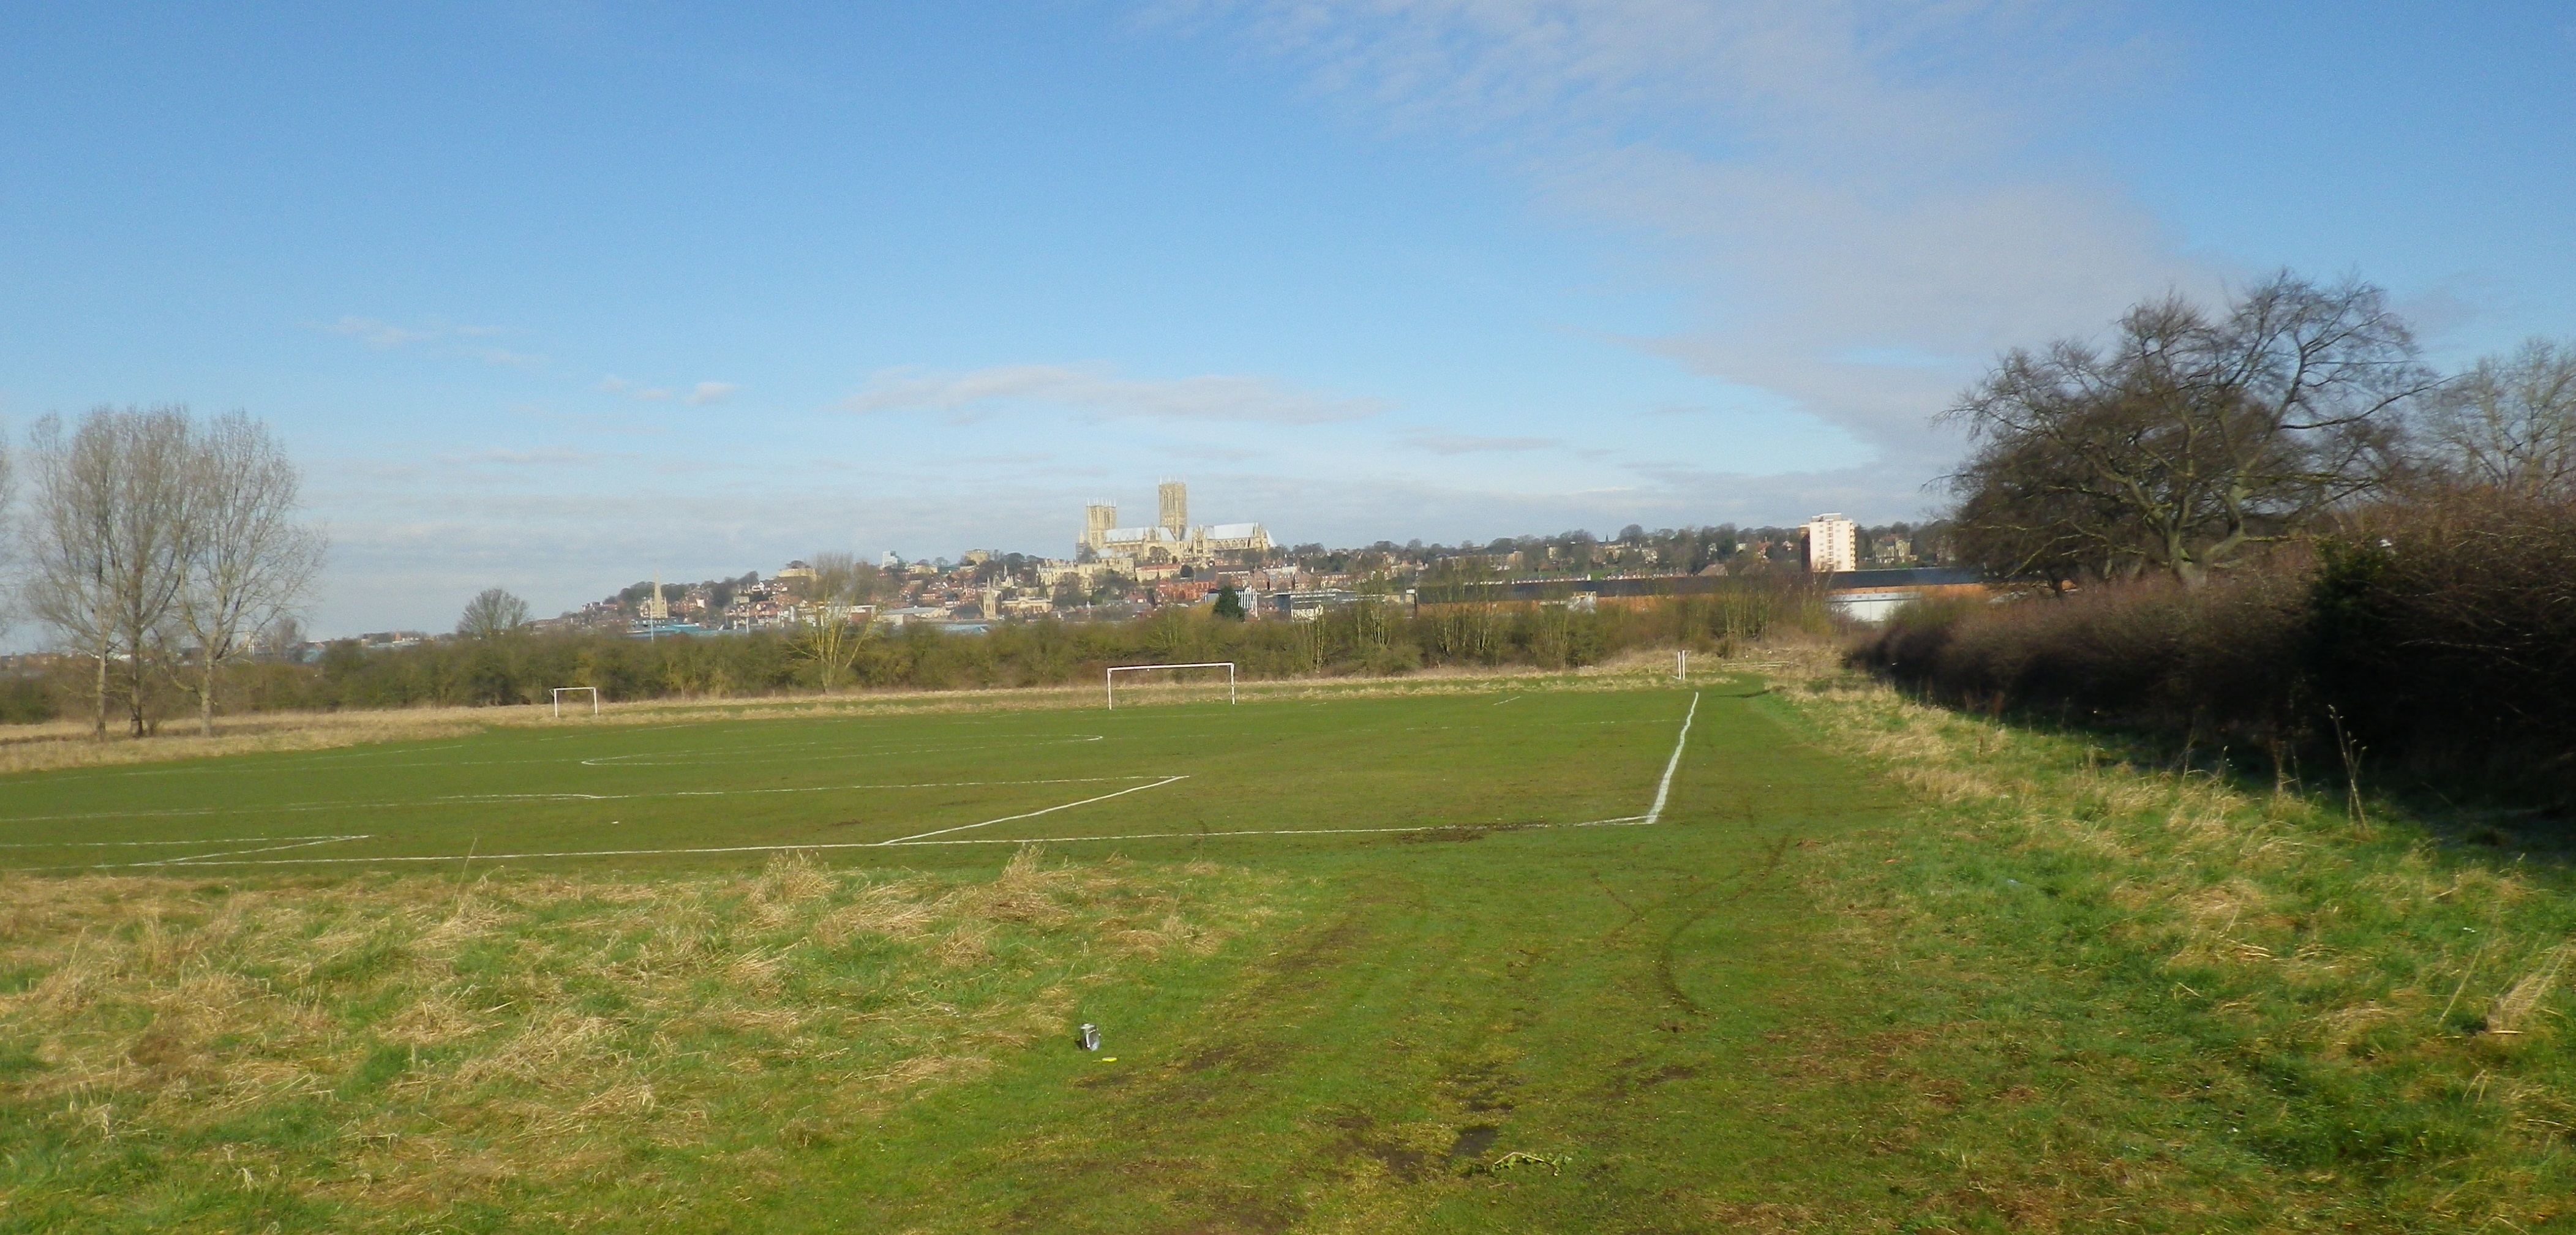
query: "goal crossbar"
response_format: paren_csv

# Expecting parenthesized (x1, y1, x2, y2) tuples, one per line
(550, 686, 601, 719)
(1105, 662, 1236, 709)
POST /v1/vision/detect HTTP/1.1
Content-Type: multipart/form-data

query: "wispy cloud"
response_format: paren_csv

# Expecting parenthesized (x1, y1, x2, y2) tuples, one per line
(318, 316, 442, 349)
(601, 375, 728, 403)
(479, 348, 547, 369)
(314, 316, 511, 350)
(843, 363, 1387, 425)
(1204, 1, 2218, 458)
(1405, 432, 1557, 455)
(434, 448, 625, 467)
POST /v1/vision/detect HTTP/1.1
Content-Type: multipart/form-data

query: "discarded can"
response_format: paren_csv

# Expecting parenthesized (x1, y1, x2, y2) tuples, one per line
(1079, 1023, 1100, 1052)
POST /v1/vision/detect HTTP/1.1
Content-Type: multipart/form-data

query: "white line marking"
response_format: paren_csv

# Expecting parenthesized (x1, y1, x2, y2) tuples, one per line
(135, 836, 372, 866)
(1643, 692, 1699, 825)
(874, 777, 1189, 844)
(40, 814, 1651, 868)
(45, 778, 1195, 870)
(0, 834, 370, 849)
(0, 777, 1159, 825)
(579, 734, 1105, 767)
(524, 776, 1147, 803)
(24, 693, 1708, 869)
(885, 813, 1674, 846)
(24, 732, 1116, 783)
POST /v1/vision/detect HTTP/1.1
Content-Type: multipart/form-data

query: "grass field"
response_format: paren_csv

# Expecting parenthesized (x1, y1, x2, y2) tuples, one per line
(5, 667, 2575, 1232)
(0, 681, 1736, 871)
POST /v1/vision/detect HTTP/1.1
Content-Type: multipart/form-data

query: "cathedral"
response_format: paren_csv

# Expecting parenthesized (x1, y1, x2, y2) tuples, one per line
(1080, 481, 1271, 569)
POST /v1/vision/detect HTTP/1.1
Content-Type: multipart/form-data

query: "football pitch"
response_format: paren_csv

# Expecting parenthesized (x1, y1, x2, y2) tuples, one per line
(0, 677, 1929, 1233)
(0, 683, 1756, 873)
(8, 675, 2566, 1230)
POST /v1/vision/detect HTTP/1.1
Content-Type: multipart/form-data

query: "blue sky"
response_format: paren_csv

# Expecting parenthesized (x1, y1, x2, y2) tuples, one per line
(2, 2, 2569, 636)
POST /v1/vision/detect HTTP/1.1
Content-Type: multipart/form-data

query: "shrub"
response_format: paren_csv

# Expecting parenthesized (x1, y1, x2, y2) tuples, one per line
(1858, 486, 2576, 805)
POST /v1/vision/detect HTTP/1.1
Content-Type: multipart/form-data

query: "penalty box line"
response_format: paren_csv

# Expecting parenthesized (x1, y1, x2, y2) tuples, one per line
(38, 777, 1192, 871)
(0, 776, 1165, 826)
(887, 690, 1697, 849)
(0, 833, 370, 848)
(32, 693, 1705, 869)
(1643, 691, 1700, 826)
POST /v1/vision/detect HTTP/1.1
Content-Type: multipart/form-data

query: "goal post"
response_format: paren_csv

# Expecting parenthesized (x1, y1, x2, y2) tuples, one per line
(1105, 662, 1237, 710)
(550, 686, 601, 718)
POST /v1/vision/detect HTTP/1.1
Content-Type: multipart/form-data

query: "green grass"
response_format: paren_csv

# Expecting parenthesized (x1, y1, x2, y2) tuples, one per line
(0, 683, 1727, 869)
(2, 669, 2573, 1231)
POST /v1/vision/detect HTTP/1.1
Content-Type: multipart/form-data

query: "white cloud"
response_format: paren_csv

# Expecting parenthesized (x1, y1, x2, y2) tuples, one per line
(842, 363, 1387, 424)
(318, 316, 441, 349)
(600, 375, 726, 403)
(1406, 432, 1557, 454)
(317, 316, 509, 350)
(1202, 1, 2222, 462)
(479, 348, 547, 368)
(434, 448, 624, 467)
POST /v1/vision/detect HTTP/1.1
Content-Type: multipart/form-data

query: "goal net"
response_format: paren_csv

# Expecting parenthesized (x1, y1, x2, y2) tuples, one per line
(550, 686, 601, 718)
(1105, 662, 1237, 710)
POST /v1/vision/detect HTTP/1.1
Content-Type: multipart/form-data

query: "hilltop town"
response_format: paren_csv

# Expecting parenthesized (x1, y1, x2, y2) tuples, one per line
(460, 482, 1962, 645)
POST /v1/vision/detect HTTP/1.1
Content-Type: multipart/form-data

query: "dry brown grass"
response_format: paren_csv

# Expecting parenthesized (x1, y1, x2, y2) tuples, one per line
(2487, 946, 2571, 1038)
(0, 709, 486, 776)
(0, 849, 1280, 1227)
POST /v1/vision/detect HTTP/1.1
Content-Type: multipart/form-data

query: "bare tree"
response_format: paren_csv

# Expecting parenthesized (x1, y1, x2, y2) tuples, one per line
(171, 413, 326, 735)
(1946, 273, 2429, 585)
(263, 614, 306, 656)
(24, 419, 119, 738)
(24, 408, 200, 737)
(2420, 337, 2576, 500)
(790, 550, 880, 692)
(457, 588, 531, 640)
(0, 434, 15, 636)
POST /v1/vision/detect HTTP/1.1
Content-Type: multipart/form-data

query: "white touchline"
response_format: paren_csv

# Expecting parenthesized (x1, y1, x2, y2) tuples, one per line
(134, 836, 374, 866)
(873, 776, 1190, 844)
(0, 776, 1161, 825)
(50, 813, 1648, 868)
(0, 833, 370, 848)
(578, 734, 1106, 767)
(1642, 692, 1700, 826)
(47, 777, 1195, 870)
(34, 693, 1708, 869)
(884, 815, 1660, 846)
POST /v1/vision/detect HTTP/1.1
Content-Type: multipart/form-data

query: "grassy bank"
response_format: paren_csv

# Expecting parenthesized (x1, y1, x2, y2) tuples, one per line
(1778, 656, 2576, 1228)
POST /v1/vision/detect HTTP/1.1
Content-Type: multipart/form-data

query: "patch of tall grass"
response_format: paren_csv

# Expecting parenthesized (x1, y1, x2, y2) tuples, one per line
(0, 850, 1280, 1231)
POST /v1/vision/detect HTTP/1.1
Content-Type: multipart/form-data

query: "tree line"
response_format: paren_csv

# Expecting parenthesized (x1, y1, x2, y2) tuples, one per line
(6, 576, 1831, 719)
(2, 406, 324, 737)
